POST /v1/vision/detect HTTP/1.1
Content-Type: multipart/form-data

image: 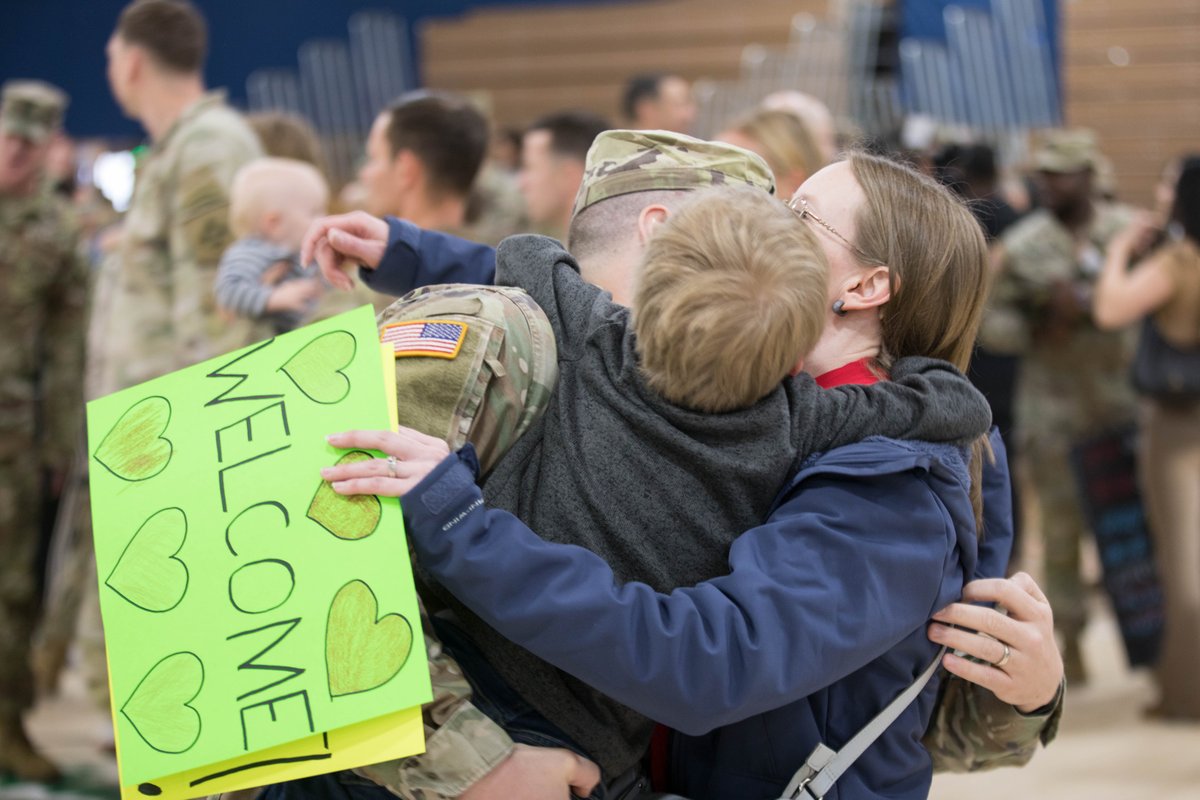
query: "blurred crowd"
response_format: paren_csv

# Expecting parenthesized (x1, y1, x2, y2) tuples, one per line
(2, 0, 1198, 788)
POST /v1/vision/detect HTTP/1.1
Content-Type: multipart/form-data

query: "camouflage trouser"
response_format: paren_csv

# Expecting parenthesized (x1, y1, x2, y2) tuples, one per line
(1025, 436, 1089, 640)
(349, 621, 513, 798)
(0, 453, 42, 725)
(34, 460, 109, 710)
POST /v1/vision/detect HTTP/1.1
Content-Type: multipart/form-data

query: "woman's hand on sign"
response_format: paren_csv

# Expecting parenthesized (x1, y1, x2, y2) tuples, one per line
(301, 211, 389, 291)
(927, 572, 1064, 713)
(323, 427, 450, 496)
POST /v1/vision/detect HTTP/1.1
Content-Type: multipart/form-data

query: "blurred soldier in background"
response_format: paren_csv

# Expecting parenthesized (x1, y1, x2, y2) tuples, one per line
(44, 0, 263, 719)
(621, 72, 696, 134)
(517, 110, 610, 241)
(358, 92, 489, 234)
(94, 0, 262, 395)
(0, 79, 85, 783)
(980, 129, 1137, 682)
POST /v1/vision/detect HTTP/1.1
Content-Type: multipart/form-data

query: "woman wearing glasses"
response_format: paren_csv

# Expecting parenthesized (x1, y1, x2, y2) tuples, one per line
(309, 151, 1063, 800)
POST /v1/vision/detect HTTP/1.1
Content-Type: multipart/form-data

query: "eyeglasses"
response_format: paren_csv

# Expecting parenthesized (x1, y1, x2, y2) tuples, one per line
(786, 196, 880, 266)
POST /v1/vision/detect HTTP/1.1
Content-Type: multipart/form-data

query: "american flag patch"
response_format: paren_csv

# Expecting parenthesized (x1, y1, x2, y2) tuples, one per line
(380, 320, 468, 359)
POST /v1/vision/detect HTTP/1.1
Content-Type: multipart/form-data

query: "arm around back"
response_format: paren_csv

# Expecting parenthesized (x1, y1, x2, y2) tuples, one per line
(402, 445, 957, 735)
(792, 358, 992, 456)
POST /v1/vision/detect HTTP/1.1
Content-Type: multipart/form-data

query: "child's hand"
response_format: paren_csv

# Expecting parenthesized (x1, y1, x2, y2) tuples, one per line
(265, 278, 324, 313)
(259, 258, 294, 287)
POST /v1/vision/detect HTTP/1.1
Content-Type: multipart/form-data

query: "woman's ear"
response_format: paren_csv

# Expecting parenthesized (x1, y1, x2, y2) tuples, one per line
(636, 204, 671, 246)
(839, 265, 892, 312)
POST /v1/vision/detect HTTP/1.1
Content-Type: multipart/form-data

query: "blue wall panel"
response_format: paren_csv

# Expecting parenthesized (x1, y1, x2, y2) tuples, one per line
(0, 0, 623, 139)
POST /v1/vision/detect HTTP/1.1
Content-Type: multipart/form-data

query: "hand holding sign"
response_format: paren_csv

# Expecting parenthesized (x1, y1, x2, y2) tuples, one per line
(308, 451, 382, 540)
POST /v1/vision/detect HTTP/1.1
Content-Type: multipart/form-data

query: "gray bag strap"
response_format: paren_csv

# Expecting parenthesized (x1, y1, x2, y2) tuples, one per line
(777, 646, 947, 800)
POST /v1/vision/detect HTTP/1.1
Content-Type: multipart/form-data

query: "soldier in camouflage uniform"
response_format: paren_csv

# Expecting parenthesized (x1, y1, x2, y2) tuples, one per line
(288, 132, 1065, 797)
(0, 79, 86, 783)
(358, 94, 490, 242)
(352, 285, 561, 798)
(94, 0, 263, 396)
(214, 285, 564, 800)
(980, 129, 1137, 683)
(49, 0, 263, 721)
(359, 283, 1065, 794)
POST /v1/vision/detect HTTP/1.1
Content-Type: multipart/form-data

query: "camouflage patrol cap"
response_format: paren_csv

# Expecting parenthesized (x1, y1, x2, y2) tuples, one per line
(571, 129, 775, 218)
(378, 284, 557, 475)
(1033, 128, 1098, 174)
(0, 80, 68, 143)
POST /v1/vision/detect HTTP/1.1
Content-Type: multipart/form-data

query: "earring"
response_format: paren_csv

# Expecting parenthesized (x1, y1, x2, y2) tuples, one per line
(832, 299, 848, 317)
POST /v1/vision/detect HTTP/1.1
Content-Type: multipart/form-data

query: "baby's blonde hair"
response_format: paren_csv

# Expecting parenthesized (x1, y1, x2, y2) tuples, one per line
(229, 157, 329, 238)
(634, 185, 828, 412)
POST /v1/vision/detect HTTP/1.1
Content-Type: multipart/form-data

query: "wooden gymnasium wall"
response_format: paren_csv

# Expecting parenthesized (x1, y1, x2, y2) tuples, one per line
(1063, 0, 1200, 207)
(423, 0, 1200, 208)
(420, 0, 826, 125)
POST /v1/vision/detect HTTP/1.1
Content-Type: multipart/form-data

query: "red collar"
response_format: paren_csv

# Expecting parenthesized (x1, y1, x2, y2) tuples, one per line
(815, 358, 882, 388)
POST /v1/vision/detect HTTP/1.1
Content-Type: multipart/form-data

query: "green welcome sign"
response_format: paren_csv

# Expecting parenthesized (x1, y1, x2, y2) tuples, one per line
(87, 306, 430, 788)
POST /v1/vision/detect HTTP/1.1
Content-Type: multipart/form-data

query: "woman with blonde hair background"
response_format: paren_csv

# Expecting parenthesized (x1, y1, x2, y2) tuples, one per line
(717, 107, 826, 198)
(1095, 155, 1200, 721)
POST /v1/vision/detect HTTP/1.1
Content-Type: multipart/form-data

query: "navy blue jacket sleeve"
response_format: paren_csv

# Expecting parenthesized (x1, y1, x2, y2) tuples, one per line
(359, 217, 497, 296)
(404, 449, 957, 735)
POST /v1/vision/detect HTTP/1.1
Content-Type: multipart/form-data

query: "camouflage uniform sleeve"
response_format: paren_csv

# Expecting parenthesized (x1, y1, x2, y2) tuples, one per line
(39, 207, 87, 468)
(353, 630, 514, 799)
(979, 241, 1035, 356)
(166, 130, 257, 365)
(924, 674, 1065, 773)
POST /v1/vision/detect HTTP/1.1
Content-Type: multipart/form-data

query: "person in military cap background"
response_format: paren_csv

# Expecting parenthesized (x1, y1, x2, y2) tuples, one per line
(980, 128, 1138, 683)
(0, 78, 86, 782)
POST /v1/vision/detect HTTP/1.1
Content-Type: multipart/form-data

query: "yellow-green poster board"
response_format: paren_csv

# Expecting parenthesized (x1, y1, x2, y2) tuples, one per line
(87, 306, 430, 791)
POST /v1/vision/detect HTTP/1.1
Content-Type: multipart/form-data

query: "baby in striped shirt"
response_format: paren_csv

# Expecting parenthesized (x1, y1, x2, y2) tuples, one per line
(216, 157, 329, 333)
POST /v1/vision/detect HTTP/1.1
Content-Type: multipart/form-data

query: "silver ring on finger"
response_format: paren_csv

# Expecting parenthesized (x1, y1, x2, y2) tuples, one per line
(993, 642, 1012, 669)
(386, 455, 399, 478)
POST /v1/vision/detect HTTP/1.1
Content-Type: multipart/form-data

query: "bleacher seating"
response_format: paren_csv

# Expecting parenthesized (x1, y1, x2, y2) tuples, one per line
(422, 0, 1200, 207)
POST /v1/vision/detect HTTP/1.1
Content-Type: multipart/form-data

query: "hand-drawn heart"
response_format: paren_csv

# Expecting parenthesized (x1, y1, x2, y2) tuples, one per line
(120, 651, 204, 754)
(279, 330, 356, 404)
(326, 580, 412, 697)
(106, 507, 189, 612)
(308, 451, 381, 540)
(94, 395, 173, 481)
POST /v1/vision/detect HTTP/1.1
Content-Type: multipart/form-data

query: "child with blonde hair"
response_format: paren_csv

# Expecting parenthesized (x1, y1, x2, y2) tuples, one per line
(634, 184, 827, 412)
(216, 157, 329, 333)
